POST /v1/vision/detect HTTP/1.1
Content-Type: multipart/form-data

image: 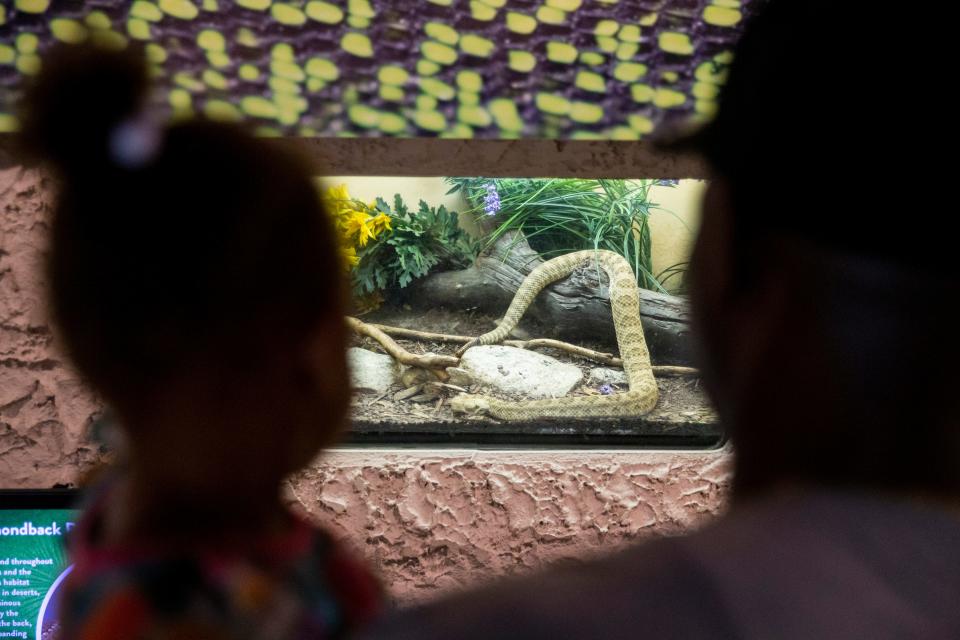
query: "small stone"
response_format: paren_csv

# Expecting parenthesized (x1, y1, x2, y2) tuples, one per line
(459, 345, 582, 399)
(348, 347, 398, 393)
(445, 367, 474, 387)
(589, 367, 628, 386)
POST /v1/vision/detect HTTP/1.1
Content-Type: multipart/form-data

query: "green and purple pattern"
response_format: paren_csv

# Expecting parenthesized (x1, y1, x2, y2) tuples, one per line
(0, 0, 756, 138)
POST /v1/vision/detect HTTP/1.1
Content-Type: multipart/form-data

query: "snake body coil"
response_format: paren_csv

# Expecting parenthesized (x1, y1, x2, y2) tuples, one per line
(451, 250, 659, 420)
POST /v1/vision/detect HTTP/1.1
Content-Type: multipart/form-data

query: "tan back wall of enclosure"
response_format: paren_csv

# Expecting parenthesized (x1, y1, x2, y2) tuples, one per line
(0, 166, 729, 604)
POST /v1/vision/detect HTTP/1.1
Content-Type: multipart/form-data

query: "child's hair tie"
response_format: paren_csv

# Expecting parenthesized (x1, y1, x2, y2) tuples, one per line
(108, 113, 162, 169)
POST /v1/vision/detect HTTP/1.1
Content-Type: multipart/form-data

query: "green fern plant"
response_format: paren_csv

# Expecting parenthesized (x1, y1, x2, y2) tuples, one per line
(353, 194, 476, 297)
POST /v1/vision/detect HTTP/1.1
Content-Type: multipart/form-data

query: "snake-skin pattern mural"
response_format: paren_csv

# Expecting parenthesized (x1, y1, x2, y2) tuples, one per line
(0, 0, 756, 138)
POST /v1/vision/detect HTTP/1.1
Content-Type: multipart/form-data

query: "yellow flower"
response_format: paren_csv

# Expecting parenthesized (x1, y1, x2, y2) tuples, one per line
(372, 212, 392, 233)
(340, 244, 359, 267)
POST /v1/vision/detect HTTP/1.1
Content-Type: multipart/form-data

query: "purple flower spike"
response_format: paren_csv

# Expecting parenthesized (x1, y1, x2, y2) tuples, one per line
(483, 182, 500, 216)
(599, 383, 614, 395)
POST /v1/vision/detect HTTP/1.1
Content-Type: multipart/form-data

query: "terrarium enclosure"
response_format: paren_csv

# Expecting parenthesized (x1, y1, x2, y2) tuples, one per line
(331, 176, 719, 447)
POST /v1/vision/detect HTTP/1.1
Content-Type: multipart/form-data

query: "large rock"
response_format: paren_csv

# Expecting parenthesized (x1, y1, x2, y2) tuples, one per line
(459, 345, 582, 399)
(348, 347, 399, 393)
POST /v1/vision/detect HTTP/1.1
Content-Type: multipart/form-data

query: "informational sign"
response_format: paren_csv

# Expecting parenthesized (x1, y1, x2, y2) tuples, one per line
(0, 510, 75, 640)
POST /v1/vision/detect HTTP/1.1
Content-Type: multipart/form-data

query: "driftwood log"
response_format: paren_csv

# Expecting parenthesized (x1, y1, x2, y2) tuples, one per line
(406, 230, 694, 366)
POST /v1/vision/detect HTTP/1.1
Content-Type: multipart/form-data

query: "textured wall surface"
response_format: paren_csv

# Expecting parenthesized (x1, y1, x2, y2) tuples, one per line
(290, 448, 731, 603)
(0, 166, 731, 603)
(0, 165, 105, 487)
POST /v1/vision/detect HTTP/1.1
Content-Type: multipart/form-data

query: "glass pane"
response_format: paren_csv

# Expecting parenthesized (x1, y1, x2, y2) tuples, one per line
(330, 176, 718, 446)
(0, 1, 756, 139)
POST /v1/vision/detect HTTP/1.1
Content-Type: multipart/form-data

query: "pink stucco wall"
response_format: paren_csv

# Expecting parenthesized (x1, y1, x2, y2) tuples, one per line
(0, 165, 732, 603)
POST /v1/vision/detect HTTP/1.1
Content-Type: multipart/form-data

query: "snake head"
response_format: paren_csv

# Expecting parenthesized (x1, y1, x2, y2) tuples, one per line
(449, 393, 491, 415)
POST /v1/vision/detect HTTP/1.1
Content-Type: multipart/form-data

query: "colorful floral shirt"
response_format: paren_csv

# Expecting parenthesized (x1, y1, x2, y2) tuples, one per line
(61, 482, 382, 640)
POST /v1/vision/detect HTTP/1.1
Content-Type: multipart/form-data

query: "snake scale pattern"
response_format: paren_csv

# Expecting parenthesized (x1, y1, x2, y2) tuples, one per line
(450, 250, 659, 420)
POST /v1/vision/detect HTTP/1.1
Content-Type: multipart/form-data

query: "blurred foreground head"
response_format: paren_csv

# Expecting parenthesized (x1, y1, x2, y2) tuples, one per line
(18, 45, 349, 491)
(680, 2, 958, 499)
